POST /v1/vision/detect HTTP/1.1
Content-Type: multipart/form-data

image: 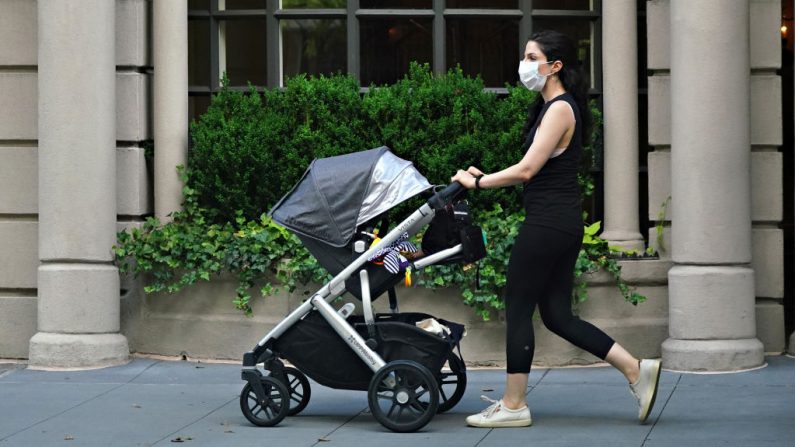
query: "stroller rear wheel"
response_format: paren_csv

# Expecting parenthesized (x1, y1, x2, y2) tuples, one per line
(437, 351, 467, 413)
(239, 375, 290, 427)
(367, 360, 439, 433)
(278, 366, 311, 416)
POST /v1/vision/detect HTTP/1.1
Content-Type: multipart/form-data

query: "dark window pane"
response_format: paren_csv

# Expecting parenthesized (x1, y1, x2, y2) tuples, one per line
(446, 19, 519, 88)
(220, 0, 265, 9)
(638, 94, 649, 168)
(282, 0, 346, 8)
(533, 0, 591, 10)
(189, 0, 209, 10)
(360, 19, 433, 86)
(189, 95, 212, 122)
(220, 19, 267, 86)
(282, 19, 347, 81)
(531, 18, 592, 88)
(189, 20, 210, 87)
(360, 0, 431, 8)
(446, 0, 517, 8)
(638, 14, 647, 89)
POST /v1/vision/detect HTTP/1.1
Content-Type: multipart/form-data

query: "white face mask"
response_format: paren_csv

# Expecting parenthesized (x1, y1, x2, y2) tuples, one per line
(518, 60, 553, 92)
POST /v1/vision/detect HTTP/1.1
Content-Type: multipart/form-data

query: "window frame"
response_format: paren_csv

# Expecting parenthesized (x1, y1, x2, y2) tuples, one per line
(188, 0, 603, 94)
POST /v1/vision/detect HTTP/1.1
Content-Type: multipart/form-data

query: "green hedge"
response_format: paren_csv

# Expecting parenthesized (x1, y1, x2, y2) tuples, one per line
(188, 63, 550, 222)
(115, 64, 645, 319)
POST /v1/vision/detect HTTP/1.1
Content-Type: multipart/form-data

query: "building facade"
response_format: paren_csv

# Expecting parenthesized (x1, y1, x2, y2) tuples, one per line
(0, 0, 790, 370)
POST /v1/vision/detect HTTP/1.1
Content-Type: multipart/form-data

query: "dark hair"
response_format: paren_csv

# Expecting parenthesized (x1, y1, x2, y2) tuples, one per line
(521, 30, 592, 147)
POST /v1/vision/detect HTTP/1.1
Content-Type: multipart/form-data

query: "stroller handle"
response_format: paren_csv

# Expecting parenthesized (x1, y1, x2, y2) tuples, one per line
(428, 181, 466, 210)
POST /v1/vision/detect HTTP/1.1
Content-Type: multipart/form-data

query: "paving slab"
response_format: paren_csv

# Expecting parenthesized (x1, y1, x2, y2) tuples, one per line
(0, 358, 158, 384)
(0, 356, 792, 447)
(643, 383, 795, 446)
(154, 382, 371, 447)
(0, 382, 119, 441)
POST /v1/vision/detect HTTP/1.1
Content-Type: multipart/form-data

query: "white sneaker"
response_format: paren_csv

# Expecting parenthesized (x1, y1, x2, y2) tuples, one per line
(629, 359, 662, 423)
(465, 396, 532, 428)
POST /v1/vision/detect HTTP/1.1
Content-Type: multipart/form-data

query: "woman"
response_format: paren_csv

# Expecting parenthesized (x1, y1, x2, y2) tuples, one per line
(451, 30, 661, 428)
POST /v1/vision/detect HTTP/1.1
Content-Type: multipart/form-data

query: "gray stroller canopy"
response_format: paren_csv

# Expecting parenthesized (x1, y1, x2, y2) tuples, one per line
(269, 147, 433, 247)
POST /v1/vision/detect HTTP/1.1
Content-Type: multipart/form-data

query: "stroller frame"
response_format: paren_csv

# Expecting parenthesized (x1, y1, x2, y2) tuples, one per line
(241, 184, 467, 432)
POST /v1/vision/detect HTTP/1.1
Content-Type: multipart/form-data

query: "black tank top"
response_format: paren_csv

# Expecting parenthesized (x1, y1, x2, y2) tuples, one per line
(521, 92, 583, 236)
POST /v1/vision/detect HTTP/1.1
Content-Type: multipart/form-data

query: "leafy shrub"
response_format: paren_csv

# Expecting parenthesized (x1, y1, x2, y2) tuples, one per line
(189, 74, 376, 222)
(116, 64, 645, 318)
(188, 64, 538, 222)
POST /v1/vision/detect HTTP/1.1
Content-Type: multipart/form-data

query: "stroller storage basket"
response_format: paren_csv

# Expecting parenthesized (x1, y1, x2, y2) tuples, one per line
(273, 310, 464, 391)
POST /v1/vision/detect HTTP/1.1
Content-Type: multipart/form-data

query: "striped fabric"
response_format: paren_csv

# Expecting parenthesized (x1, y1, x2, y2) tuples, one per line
(367, 233, 418, 274)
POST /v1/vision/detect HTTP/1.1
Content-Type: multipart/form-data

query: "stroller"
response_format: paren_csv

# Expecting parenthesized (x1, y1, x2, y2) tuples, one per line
(240, 147, 486, 432)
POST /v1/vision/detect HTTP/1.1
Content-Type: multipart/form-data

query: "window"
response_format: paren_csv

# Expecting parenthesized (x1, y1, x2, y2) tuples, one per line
(360, 18, 433, 86)
(281, 19, 347, 82)
(189, 1, 603, 113)
(446, 18, 519, 87)
(220, 18, 268, 86)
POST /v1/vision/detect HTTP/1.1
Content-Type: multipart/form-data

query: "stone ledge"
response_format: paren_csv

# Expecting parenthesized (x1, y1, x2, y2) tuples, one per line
(121, 262, 672, 366)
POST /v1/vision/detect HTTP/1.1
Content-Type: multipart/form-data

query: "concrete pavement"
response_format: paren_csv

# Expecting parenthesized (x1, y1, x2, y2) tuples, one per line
(1, 355, 794, 446)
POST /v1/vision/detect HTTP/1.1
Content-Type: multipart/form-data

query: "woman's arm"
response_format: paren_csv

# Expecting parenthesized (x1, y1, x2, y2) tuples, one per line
(452, 100, 575, 189)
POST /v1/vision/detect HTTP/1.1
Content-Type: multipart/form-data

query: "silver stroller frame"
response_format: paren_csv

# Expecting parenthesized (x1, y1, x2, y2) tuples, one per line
(240, 183, 466, 431)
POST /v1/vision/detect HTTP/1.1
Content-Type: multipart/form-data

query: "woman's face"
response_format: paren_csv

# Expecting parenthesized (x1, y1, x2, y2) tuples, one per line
(523, 40, 559, 76)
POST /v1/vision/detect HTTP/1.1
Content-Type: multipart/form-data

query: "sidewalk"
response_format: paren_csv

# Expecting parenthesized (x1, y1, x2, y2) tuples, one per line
(1, 355, 793, 447)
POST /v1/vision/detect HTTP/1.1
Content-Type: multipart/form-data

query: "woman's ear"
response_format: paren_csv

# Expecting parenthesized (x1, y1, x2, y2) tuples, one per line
(551, 60, 564, 75)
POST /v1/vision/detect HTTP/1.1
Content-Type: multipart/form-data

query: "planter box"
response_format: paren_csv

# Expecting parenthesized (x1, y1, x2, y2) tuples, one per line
(121, 259, 672, 367)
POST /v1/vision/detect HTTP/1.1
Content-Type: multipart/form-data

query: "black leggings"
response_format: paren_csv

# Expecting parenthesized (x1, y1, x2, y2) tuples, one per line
(505, 224, 615, 373)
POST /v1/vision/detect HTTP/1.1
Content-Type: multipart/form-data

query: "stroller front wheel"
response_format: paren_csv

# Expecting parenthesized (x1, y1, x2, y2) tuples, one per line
(240, 375, 290, 427)
(279, 366, 311, 416)
(367, 360, 439, 433)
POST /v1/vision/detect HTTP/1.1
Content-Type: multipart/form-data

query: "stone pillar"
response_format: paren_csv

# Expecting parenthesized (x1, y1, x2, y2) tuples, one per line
(30, 0, 129, 368)
(662, 0, 763, 371)
(600, 0, 645, 253)
(153, 0, 188, 222)
(791, 0, 795, 358)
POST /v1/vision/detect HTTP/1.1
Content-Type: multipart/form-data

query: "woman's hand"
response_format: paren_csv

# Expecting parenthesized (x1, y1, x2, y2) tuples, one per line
(467, 166, 484, 177)
(451, 169, 477, 189)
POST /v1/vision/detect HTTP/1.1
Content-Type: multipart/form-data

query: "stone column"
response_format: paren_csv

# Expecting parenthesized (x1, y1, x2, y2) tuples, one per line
(30, 0, 129, 368)
(662, 0, 763, 371)
(791, 0, 795, 358)
(600, 0, 645, 253)
(153, 0, 188, 222)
